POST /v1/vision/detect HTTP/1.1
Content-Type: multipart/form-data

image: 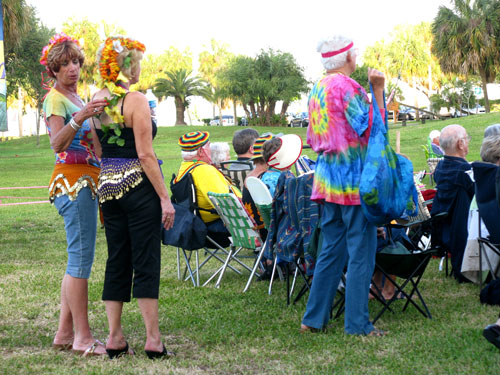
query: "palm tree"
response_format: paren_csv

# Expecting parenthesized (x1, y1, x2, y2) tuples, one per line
(432, 0, 500, 113)
(153, 69, 208, 126)
(2, 0, 31, 51)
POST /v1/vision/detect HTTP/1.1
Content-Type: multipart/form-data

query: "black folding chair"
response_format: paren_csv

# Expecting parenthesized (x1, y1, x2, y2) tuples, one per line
(219, 160, 254, 192)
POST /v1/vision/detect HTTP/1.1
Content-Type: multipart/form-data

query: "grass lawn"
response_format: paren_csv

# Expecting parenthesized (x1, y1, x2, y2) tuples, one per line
(1, 115, 500, 374)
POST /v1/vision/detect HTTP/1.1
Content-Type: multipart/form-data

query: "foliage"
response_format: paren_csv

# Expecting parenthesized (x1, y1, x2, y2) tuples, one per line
(219, 49, 309, 125)
(350, 64, 369, 92)
(363, 22, 444, 98)
(432, 79, 477, 115)
(2, 0, 32, 51)
(431, 0, 500, 112)
(61, 18, 126, 99)
(153, 69, 208, 125)
(133, 47, 192, 92)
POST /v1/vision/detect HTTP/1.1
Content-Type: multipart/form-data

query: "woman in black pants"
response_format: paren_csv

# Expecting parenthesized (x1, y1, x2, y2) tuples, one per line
(92, 36, 175, 359)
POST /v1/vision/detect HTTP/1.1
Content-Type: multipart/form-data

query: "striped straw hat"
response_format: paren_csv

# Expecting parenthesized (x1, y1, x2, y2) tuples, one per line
(251, 134, 274, 160)
(178, 131, 210, 151)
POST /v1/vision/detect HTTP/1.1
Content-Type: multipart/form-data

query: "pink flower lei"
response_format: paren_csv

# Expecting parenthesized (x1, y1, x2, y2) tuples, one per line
(39, 32, 80, 67)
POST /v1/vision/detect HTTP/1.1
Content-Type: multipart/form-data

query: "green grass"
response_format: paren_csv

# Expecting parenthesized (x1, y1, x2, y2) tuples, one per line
(1, 116, 500, 374)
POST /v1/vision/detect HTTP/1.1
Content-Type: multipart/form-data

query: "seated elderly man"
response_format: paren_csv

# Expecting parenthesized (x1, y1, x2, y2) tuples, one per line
(174, 131, 241, 244)
(229, 128, 259, 169)
(431, 124, 475, 282)
(429, 130, 444, 156)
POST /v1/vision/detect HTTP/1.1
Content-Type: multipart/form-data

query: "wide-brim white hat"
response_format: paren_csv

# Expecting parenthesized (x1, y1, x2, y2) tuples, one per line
(267, 134, 303, 170)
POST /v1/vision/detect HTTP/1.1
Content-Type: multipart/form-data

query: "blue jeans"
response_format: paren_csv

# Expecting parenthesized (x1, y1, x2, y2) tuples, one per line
(54, 187, 98, 279)
(302, 203, 377, 335)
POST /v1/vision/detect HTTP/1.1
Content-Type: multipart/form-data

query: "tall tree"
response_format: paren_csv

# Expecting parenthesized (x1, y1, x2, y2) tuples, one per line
(432, 0, 500, 113)
(133, 47, 192, 92)
(198, 39, 233, 121)
(62, 18, 126, 99)
(153, 69, 208, 126)
(5, 10, 53, 144)
(2, 0, 31, 51)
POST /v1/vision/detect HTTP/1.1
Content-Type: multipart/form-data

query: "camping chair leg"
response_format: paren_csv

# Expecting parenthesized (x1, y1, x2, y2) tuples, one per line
(268, 255, 279, 295)
(181, 250, 197, 287)
(243, 245, 265, 293)
(186, 248, 241, 282)
(215, 246, 235, 288)
(286, 264, 291, 305)
(289, 264, 299, 304)
(182, 251, 193, 281)
(196, 250, 200, 287)
(176, 248, 181, 280)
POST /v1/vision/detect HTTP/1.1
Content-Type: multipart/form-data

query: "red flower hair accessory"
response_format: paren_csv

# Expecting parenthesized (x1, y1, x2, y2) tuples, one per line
(98, 37, 146, 83)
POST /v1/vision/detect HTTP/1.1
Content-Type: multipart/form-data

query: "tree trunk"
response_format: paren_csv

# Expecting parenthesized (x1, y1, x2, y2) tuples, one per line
(36, 101, 41, 146)
(242, 104, 250, 118)
(18, 87, 23, 137)
(249, 101, 257, 119)
(233, 100, 238, 126)
(212, 103, 216, 119)
(280, 101, 289, 118)
(217, 99, 223, 126)
(479, 69, 490, 113)
(412, 78, 420, 121)
(266, 100, 276, 125)
(175, 96, 187, 125)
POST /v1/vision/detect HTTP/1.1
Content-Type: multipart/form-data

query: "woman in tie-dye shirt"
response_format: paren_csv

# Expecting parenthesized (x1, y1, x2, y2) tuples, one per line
(300, 34, 386, 337)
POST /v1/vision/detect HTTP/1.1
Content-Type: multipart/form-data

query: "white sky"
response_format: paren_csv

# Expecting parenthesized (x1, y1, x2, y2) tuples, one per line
(28, 0, 452, 81)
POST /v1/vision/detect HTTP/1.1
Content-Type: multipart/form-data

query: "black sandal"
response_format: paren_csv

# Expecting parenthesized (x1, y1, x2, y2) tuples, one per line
(145, 345, 176, 360)
(106, 342, 134, 359)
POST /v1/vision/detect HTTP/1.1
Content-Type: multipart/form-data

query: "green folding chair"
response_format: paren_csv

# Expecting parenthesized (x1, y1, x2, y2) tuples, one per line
(207, 192, 263, 288)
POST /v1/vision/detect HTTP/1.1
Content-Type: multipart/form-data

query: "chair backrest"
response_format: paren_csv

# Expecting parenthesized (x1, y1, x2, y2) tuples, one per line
(294, 155, 315, 176)
(427, 157, 442, 175)
(246, 177, 273, 228)
(472, 161, 500, 243)
(220, 160, 254, 192)
(207, 192, 260, 250)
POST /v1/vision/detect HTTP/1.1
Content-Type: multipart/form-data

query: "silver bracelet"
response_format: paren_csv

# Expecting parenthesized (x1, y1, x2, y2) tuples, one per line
(69, 118, 82, 131)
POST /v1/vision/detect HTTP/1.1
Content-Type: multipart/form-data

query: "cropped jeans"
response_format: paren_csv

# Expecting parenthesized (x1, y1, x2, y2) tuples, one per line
(302, 202, 377, 335)
(54, 187, 98, 279)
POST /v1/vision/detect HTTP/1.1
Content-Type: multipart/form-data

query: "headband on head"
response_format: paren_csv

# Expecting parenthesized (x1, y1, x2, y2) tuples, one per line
(251, 134, 274, 160)
(321, 42, 353, 58)
(178, 131, 210, 151)
(40, 32, 80, 67)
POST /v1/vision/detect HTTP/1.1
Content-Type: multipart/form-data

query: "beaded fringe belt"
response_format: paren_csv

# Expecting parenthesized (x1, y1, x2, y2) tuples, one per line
(98, 158, 144, 203)
(48, 164, 99, 203)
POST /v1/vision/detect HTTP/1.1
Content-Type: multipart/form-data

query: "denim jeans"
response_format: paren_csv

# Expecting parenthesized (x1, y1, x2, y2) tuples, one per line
(302, 202, 377, 335)
(54, 187, 98, 279)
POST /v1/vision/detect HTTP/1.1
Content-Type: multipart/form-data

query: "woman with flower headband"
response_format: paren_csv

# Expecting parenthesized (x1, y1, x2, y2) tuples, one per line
(41, 33, 108, 356)
(91, 36, 175, 359)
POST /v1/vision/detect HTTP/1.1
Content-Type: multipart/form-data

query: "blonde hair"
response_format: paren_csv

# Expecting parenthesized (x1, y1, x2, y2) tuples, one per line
(47, 41, 85, 78)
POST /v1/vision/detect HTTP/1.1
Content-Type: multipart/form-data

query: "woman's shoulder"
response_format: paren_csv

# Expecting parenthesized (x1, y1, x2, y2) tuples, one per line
(125, 91, 148, 104)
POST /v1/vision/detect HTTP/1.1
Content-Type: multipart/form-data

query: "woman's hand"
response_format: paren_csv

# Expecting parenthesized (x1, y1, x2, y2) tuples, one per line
(161, 198, 176, 230)
(367, 68, 385, 90)
(377, 227, 386, 239)
(73, 99, 108, 125)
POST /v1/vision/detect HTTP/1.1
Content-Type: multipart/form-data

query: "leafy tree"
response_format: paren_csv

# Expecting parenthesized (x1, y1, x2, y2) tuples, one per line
(363, 22, 445, 119)
(153, 69, 208, 126)
(133, 47, 192, 92)
(62, 18, 126, 99)
(218, 49, 309, 126)
(5, 10, 53, 144)
(432, 0, 500, 113)
(198, 39, 233, 121)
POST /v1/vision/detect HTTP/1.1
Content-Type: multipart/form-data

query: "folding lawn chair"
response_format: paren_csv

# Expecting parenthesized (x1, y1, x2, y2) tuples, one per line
(371, 237, 437, 324)
(219, 160, 254, 192)
(426, 157, 442, 186)
(243, 176, 275, 293)
(163, 169, 237, 287)
(207, 192, 263, 288)
(472, 162, 500, 290)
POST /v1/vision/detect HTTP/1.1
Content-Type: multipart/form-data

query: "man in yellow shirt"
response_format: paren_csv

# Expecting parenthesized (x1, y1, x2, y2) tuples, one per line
(175, 131, 241, 245)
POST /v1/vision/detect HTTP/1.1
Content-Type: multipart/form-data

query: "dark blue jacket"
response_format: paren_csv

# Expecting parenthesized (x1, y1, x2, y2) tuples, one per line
(431, 155, 475, 281)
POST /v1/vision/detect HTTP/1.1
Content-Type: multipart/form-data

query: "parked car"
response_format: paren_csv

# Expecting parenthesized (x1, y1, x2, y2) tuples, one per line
(398, 106, 415, 121)
(209, 115, 235, 126)
(289, 112, 309, 128)
(462, 104, 486, 115)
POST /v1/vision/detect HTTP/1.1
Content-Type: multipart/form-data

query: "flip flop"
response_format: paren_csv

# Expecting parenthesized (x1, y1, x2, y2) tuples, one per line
(72, 340, 106, 357)
(106, 341, 135, 359)
(366, 328, 387, 337)
(145, 345, 176, 360)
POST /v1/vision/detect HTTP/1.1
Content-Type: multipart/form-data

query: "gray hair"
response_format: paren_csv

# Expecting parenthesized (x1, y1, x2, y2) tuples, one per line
(317, 34, 353, 71)
(480, 135, 500, 164)
(440, 124, 467, 154)
(181, 150, 198, 160)
(484, 124, 500, 138)
(210, 142, 230, 165)
(232, 128, 259, 155)
(429, 130, 440, 140)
